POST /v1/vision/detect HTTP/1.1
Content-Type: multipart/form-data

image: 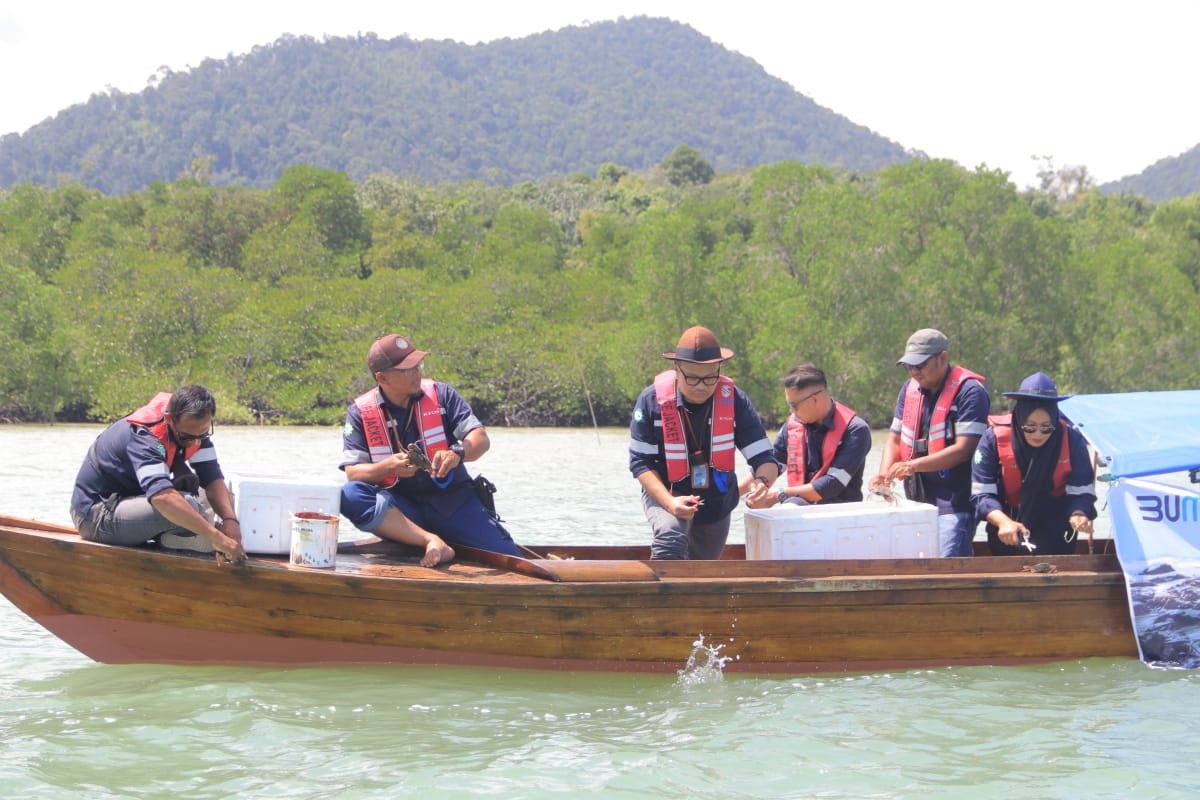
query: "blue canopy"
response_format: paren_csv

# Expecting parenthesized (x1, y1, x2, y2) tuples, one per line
(1059, 391, 1200, 478)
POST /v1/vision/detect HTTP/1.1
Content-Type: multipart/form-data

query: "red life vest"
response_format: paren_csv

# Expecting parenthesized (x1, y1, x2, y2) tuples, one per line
(898, 365, 986, 460)
(355, 380, 448, 489)
(786, 401, 857, 487)
(125, 392, 203, 468)
(990, 414, 1072, 509)
(653, 370, 737, 483)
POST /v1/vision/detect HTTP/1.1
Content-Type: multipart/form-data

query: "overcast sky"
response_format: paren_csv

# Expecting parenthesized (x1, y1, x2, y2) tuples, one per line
(2, 1, 1196, 189)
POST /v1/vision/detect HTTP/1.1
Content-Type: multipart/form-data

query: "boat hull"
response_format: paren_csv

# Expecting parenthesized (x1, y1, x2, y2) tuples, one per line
(0, 517, 1138, 673)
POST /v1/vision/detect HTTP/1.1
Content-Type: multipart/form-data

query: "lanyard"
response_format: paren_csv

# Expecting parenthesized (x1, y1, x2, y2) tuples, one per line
(381, 402, 418, 451)
(681, 399, 710, 461)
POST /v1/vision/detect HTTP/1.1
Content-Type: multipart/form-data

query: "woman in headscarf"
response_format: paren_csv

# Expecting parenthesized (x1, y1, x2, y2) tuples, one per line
(971, 372, 1098, 555)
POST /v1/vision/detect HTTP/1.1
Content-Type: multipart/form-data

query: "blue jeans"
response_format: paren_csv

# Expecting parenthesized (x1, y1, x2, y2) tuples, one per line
(340, 480, 520, 556)
(938, 511, 976, 557)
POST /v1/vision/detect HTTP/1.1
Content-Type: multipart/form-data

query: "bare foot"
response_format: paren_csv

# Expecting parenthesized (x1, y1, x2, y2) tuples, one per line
(420, 539, 455, 567)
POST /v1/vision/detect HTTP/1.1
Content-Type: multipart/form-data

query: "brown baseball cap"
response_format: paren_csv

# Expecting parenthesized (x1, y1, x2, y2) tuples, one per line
(368, 334, 428, 374)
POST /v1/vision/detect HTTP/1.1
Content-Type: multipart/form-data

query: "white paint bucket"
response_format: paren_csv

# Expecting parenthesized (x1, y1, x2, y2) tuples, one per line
(289, 511, 339, 568)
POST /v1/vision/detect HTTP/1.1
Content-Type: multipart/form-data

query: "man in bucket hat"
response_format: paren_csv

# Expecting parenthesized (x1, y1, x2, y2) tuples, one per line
(870, 328, 990, 556)
(338, 333, 520, 566)
(629, 326, 779, 559)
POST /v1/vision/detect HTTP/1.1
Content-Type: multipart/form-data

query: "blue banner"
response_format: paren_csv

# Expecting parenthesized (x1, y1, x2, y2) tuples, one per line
(1109, 477, 1200, 668)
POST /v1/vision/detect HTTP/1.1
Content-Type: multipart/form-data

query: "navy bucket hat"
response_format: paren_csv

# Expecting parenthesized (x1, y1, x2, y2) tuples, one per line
(1002, 371, 1073, 402)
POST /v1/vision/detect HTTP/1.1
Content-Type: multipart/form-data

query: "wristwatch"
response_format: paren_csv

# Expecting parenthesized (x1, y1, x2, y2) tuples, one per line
(777, 489, 789, 505)
(450, 442, 465, 461)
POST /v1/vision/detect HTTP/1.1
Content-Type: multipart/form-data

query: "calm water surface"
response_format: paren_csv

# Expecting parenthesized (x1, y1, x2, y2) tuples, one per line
(0, 426, 1196, 799)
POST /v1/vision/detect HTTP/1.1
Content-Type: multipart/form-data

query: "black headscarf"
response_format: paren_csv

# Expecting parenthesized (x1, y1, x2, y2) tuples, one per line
(1009, 397, 1065, 525)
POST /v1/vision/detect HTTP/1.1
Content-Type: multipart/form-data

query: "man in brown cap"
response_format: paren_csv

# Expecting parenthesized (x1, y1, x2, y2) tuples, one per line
(869, 327, 990, 556)
(629, 326, 778, 559)
(338, 333, 520, 565)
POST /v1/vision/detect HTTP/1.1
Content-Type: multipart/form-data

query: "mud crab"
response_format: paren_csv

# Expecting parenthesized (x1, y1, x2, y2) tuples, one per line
(405, 443, 434, 472)
(870, 485, 895, 503)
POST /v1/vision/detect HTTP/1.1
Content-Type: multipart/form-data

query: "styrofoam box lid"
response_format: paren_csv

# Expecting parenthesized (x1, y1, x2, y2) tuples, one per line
(744, 498, 936, 522)
(227, 472, 345, 489)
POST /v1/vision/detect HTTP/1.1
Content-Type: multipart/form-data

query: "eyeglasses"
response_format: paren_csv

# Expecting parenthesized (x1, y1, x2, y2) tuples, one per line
(1020, 424, 1056, 436)
(171, 422, 213, 443)
(677, 367, 721, 387)
(788, 388, 826, 410)
(906, 355, 938, 373)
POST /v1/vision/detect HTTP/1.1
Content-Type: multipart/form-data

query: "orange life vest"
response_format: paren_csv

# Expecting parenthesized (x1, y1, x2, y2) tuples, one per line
(990, 414, 1072, 509)
(653, 370, 737, 483)
(355, 380, 448, 489)
(898, 366, 985, 460)
(786, 400, 857, 487)
(125, 392, 202, 468)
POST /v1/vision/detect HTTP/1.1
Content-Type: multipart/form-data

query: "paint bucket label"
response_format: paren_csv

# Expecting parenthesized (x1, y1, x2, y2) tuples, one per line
(289, 511, 339, 568)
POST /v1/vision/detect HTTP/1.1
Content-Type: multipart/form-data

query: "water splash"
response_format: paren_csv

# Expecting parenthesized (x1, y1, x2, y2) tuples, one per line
(676, 634, 732, 686)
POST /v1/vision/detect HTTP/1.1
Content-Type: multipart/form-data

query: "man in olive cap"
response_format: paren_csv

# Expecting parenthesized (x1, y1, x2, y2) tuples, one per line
(870, 328, 990, 556)
(629, 326, 779, 559)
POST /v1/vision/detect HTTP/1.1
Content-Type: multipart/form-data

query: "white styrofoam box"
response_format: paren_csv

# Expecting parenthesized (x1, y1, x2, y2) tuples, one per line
(225, 473, 344, 555)
(744, 499, 939, 560)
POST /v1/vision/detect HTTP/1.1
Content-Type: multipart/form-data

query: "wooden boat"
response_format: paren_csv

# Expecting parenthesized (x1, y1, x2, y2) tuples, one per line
(0, 514, 1137, 673)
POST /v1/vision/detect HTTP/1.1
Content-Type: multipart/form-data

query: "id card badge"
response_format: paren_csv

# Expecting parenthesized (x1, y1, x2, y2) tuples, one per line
(690, 463, 710, 489)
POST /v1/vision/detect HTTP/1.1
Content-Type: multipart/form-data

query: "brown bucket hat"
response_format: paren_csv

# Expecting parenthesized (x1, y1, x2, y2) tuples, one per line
(662, 326, 734, 364)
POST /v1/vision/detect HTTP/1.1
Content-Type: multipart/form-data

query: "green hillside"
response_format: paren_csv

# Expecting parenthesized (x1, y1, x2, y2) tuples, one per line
(1101, 143, 1200, 201)
(0, 17, 911, 194)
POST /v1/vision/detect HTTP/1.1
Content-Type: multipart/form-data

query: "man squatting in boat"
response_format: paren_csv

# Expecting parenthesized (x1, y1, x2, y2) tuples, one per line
(70, 384, 246, 564)
(629, 326, 780, 560)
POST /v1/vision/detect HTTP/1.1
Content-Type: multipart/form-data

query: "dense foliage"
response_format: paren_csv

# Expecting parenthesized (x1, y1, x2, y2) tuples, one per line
(2, 156, 1198, 429)
(0, 18, 910, 195)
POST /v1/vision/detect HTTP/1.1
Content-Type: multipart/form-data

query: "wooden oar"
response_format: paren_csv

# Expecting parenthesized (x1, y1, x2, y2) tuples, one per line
(518, 543, 548, 560)
(457, 544, 660, 583)
(338, 536, 562, 581)
(452, 544, 562, 581)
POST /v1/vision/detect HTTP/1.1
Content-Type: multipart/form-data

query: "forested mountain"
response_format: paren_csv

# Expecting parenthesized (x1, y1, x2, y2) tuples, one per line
(1101, 143, 1200, 201)
(0, 17, 911, 194)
